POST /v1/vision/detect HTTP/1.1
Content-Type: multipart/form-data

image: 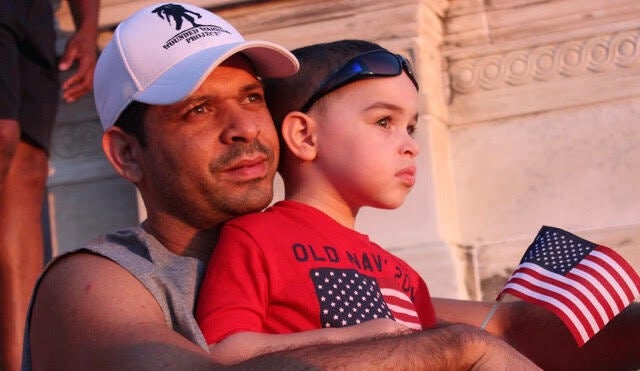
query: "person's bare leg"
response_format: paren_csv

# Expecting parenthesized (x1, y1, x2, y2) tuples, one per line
(0, 120, 20, 189)
(0, 130, 48, 371)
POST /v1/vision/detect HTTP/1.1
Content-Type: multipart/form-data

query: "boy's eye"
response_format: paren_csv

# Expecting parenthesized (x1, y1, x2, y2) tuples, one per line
(376, 118, 391, 129)
(407, 124, 417, 137)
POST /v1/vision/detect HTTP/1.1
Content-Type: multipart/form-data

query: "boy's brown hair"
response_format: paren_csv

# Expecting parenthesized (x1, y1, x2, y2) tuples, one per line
(263, 39, 387, 130)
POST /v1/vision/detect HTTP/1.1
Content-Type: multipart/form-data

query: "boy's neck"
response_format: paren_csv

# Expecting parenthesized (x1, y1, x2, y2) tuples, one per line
(282, 162, 359, 229)
(285, 191, 357, 229)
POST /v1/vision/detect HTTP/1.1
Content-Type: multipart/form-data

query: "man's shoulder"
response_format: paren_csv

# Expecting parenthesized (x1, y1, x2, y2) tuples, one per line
(39, 249, 137, 290)
(27, 245, 169, 370)
(32, 230, 165, 323)
(37, 227, 148, 297)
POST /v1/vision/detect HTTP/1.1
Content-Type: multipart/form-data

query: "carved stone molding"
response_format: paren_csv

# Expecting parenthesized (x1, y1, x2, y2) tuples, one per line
(50, 121, 103, 161)
(449, 29, 640, 95)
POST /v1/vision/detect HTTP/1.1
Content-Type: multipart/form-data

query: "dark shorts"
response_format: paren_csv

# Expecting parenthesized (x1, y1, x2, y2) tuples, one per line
(0, 0, 59, 153)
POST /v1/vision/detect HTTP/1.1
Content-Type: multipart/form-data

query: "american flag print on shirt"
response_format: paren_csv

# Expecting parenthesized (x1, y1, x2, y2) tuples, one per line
(310, 268, 422, 330)
(497, 226, 640, 346)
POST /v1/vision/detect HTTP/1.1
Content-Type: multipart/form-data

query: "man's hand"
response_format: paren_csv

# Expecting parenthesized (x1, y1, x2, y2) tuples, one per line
(469, 328, 542, 370)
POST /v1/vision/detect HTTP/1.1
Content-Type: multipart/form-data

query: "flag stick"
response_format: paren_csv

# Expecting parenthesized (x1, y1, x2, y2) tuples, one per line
(480, 298, 503, 329)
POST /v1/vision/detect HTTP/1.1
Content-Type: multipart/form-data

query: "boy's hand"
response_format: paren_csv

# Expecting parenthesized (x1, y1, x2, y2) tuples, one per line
(346, 318, 413, 339)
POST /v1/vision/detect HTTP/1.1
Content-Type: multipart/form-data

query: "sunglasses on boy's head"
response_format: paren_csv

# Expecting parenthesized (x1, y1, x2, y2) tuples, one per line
(300, 50, 420, 113)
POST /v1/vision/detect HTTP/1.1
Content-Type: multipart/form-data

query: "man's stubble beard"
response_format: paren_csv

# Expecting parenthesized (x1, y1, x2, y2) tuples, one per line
(167, 139, 278, 227)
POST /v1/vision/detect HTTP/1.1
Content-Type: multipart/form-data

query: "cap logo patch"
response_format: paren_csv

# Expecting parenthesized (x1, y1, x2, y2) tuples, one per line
(152, 4, 232, 50)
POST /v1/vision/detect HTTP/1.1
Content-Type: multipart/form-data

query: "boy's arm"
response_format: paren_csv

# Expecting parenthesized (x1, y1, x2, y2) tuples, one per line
(208, 318, 411, 365)
(432, 297, 640, 370)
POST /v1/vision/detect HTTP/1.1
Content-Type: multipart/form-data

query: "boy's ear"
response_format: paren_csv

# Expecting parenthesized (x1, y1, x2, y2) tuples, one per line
(280, 111, 318, 161)
(102, 127, 144, 182)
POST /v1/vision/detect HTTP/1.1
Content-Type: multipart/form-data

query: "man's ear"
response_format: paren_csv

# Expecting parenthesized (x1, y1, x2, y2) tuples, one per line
(102, 127, 143, 182)
(280, 111, 318, 161)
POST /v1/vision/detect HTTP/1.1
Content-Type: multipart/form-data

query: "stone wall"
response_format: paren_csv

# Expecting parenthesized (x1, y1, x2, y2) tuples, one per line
(441, 0, 640, 299)
(47, 71, 139, 257)
(51, 0, 640, 300)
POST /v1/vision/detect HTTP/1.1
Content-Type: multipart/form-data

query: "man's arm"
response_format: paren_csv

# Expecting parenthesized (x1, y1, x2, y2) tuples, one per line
(28, 253, 539, 370)
(433, 297, 640, 371)
(59, 0, 100, 102)
(240, 322, 540, 370)
(29, 253, 215, 369)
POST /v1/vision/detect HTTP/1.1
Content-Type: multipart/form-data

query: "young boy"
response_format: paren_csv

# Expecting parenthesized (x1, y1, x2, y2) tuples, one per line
(195, 39, 436, 365)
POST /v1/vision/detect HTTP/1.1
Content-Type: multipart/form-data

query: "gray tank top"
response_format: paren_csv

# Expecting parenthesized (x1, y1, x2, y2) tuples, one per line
(22, 226, 208, 370)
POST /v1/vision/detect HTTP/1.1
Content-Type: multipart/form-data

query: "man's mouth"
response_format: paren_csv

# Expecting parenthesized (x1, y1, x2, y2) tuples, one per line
(222, 156, 270, 181)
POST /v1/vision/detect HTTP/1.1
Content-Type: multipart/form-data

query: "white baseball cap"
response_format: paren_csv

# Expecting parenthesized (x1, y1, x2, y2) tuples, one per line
(94, 2, 299, 129)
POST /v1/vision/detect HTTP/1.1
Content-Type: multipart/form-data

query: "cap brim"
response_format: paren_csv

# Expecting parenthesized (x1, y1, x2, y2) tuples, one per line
(136, 40, 298, 105)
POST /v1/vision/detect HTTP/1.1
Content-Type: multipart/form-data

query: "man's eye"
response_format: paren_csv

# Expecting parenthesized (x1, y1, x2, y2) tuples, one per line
(189, 104, 208, 115)
(246, 93, 264, 104)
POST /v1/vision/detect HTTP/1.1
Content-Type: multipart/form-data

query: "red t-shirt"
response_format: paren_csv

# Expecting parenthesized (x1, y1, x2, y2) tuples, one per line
(196, 200, 436, 344)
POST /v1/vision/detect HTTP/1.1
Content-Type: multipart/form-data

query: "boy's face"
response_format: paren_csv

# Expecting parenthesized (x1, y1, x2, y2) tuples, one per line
(312, 72, 419, 210)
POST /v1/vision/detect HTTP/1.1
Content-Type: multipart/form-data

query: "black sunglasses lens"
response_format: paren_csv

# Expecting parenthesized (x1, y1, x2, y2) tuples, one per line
(318, 51, 402, 98)
(357, 52, 418, 90)
(301, 50, 417, 112)
(360, 51, 403, 75)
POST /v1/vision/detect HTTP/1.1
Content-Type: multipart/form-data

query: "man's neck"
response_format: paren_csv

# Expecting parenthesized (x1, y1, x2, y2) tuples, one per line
(141, 218, 220, 263)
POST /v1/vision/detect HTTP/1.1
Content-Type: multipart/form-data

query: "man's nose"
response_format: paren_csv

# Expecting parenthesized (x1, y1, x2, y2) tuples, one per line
(220, 108, 260, 144)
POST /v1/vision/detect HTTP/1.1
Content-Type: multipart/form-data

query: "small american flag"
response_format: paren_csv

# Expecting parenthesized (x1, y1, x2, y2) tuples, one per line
(310, 268, 422, 331)
(497, 226, 640, 346)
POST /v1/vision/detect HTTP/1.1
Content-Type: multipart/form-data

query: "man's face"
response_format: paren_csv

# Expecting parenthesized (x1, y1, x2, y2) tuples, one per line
(137, 55, 279, 229)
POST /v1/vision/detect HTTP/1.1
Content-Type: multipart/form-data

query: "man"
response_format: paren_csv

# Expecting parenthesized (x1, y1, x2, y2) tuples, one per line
(24, 2, 639, 370)
(0, 0, 99, 369)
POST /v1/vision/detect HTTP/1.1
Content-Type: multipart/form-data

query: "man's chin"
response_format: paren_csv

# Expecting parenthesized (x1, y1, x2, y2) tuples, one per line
(241, 196, 272, 214)
(229, 189, 274, 215)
